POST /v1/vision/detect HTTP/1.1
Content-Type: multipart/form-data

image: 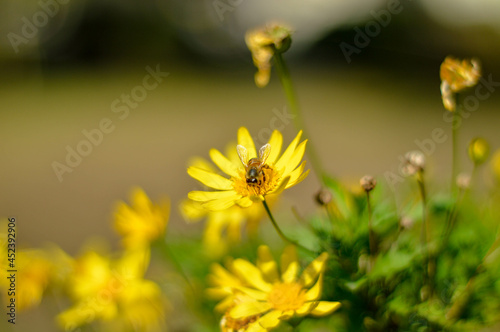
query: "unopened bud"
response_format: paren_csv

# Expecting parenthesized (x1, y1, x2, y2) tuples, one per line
(400, 216, 414, 230)
(456, 173, 471, 190)
(401, 151, 425, 176)
(468, 137, 490, 166)
(315, 188, 332, 206)
(360, 175, 376, 192)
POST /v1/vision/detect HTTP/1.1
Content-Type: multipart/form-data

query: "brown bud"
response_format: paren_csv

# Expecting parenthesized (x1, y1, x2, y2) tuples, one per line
(456, 173, 471, 190)
(360, 175, 376, 192)
(315, 188, 332, 206)
(401, 150, 425, 176)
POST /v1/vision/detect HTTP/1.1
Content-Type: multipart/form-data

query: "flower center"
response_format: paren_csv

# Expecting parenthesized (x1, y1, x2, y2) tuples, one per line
(268, 282, 306, 312)
(232, 165, 281, 198)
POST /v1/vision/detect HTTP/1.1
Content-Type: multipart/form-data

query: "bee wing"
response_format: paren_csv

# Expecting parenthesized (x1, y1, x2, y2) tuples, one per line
(236, 145, 249, 167)
(259, 143, 271, 165)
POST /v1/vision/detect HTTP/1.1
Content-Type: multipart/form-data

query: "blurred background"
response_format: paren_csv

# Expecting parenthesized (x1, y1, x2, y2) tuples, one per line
(1, 1, 500, 328)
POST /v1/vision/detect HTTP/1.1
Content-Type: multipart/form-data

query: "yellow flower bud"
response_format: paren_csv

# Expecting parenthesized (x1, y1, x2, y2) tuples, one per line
(468, 137, 490, 166)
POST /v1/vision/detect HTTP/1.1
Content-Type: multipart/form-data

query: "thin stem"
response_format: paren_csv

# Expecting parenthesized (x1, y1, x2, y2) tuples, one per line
(273, 51, 326, 183)
(443, 187, 466, 244)
(154, 240, 195, 295)
(366, 191, 376, 257)
(263, 199, 315, 255)
(417, 170, 428, 249)
(451, 94, 460, 192)
(417, 169, 433, 297)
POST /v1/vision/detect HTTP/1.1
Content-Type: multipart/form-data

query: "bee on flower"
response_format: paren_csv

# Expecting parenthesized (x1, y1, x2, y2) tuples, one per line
(187, 127, 309, 211)
(440, 56, 481, 111)
(207, 245, 341, 331)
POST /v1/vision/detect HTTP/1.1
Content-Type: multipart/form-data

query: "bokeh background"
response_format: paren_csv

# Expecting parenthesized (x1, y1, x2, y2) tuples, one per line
(1, 0, 500, 330)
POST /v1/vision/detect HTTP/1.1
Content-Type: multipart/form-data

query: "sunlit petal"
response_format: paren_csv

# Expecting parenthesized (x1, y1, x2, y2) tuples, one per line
(187, 167, 233, 190)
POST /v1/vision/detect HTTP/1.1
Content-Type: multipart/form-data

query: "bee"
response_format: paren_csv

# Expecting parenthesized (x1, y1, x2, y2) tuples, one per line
(237, 143, 271, 185)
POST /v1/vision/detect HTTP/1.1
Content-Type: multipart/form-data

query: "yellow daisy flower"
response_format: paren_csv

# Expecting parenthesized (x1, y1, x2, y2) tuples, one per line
(440, 56, 481, 111)
(187, 127, 309, 211)
(207, 245, 341, 331)
(0, 220, 72, 311)
(246, 24, 292, 87)
(0, 248, 52, 311)
(57, 248, 167, 332)
(113, 188, 170, 249)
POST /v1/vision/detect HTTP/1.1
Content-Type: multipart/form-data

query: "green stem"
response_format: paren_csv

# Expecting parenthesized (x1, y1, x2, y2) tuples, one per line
(273, 51, 326, 183)
(451, 94, 460, 192)
(417, 170, 433, 297)
(417, 170, 428, 249)
(154, 240, 195, 295)
(263, 199, 315, 255)
(366, 191, 376, 257)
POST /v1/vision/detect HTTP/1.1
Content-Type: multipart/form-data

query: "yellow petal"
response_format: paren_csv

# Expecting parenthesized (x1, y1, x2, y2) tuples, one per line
(233, 259, 272, 292)
(208, 263, 242, 288)
(205, 287, 231, 299)
(179, 199, 207, 222)
(280, 245, 298, 283)
(285, 170, 309, 189)
(230, 301, 271, 319)
(202, 195, 241, 211)
(269, 176, 290, 196)
(258, 310, 282, 329)
(238, 127, 257, 159)
(188, 190, 236, 202)
(188, 157, 216, 172)
(299, 252, 328, 288)
(282, 261, 299, 284)
(284, 140, 307, 176)
(285, 161, 306, 188)
(275, 130, 302, 171)
(214, 296, 237, 313)
(295, 301, 319, 316)
(279, 310, 294, 320)
(235, 286, 268, 301)
(247, 321, 268, 332)
(267, 130, 283, 164)
(210, 148, 239, 178)
(236, 197, 254, 208)
(187, 167, 233, 190)
(131, 188, 152, 214)
(309, 301, 341, 317)
(257, 245, 279, 283)
(304, 273, 323, 301)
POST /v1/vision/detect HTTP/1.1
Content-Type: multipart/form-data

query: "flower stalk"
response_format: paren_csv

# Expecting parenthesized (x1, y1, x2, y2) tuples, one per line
(262, 199, 315, 255)
(273, 49, 326, 184)
(451, 95, 460, 192)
